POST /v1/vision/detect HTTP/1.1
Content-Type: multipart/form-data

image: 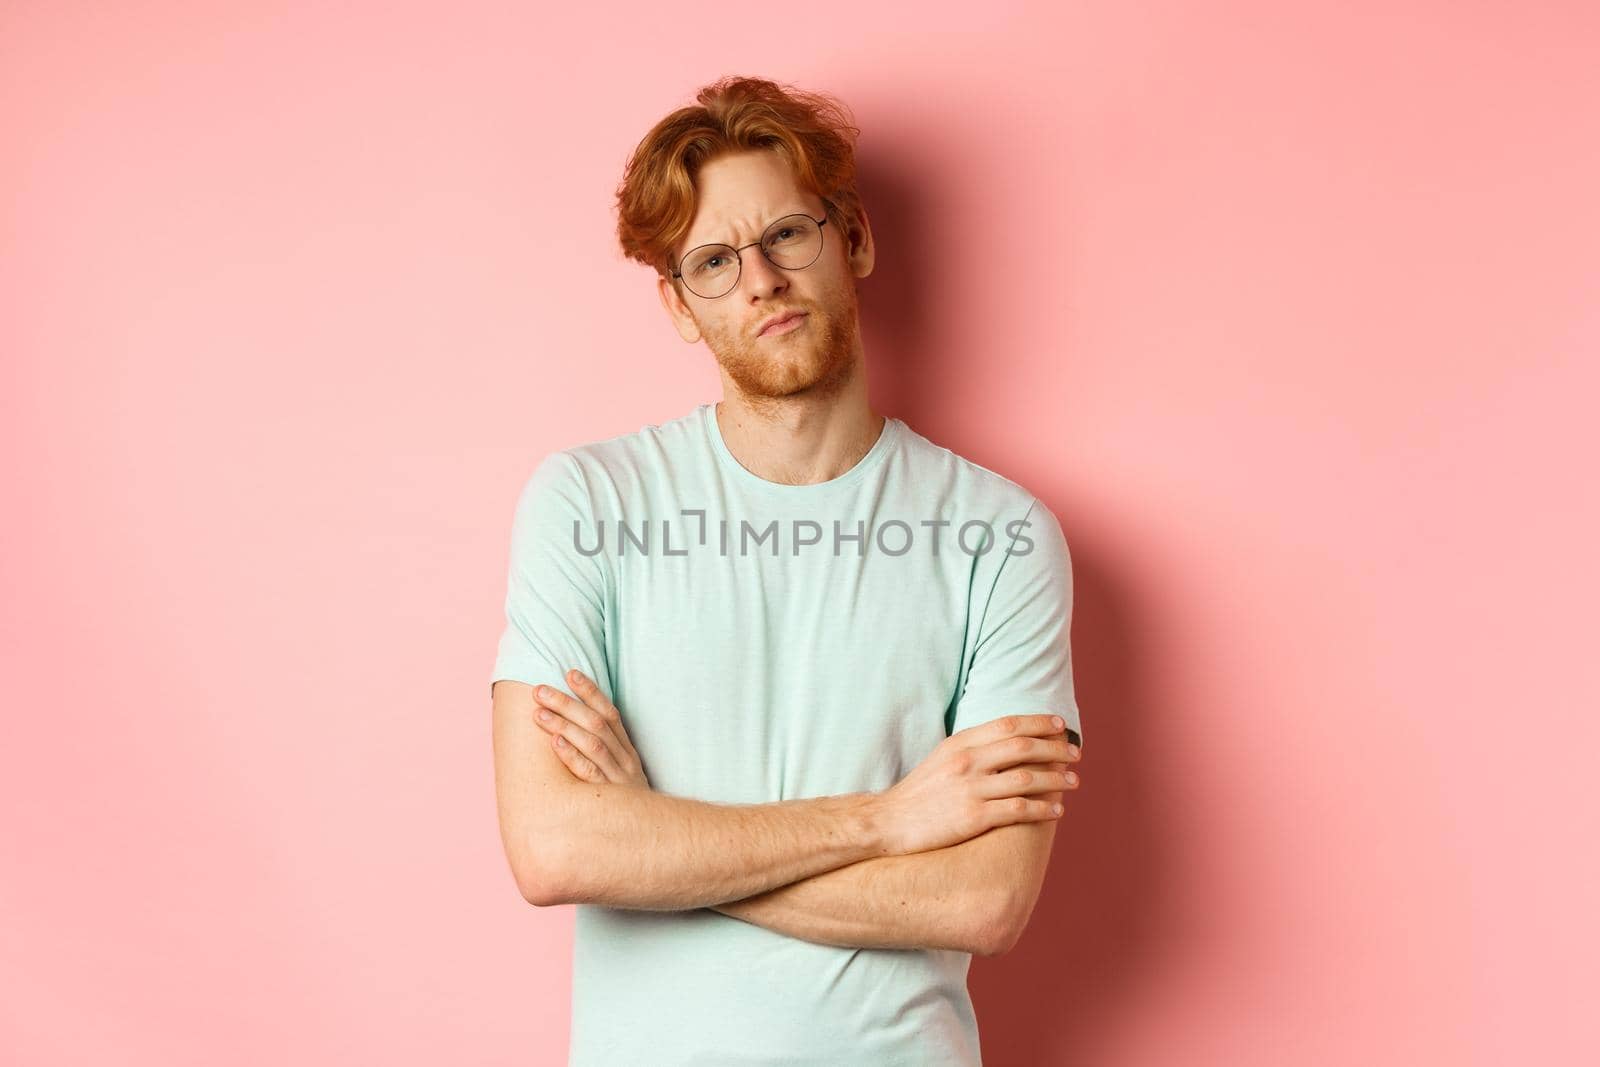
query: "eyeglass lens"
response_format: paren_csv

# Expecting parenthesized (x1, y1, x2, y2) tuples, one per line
(679, 214, 823, 299)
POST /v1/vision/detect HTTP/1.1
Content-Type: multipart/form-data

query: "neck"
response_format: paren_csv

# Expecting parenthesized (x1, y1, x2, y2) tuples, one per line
(714, 380, 884, 486)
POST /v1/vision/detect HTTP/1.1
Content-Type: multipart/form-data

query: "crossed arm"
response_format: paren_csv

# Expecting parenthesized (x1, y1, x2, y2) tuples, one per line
(708, 816, 1059, 958)
(514, 672, 1068, 958)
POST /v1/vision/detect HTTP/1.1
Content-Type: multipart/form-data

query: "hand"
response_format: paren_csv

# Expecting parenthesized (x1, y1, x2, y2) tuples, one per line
(873, 714, 1081, 856)
(532, 669, 651, 789)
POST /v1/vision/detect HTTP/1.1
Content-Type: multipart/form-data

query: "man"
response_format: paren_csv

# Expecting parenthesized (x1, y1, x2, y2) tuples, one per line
(489, 75, 1085, 1066)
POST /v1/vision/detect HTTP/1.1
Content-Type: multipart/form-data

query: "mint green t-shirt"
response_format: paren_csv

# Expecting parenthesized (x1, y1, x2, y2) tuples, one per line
(491, 401, 1083, 1066)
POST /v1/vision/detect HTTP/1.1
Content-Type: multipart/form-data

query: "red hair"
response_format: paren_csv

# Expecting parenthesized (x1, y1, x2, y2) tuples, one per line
(613, 75, 864, 283)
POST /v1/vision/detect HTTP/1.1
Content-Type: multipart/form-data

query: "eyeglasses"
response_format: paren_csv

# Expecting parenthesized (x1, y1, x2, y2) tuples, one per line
(670, 211, 830, 300)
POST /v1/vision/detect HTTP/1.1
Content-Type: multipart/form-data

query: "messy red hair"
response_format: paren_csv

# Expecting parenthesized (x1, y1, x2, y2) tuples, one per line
(613, 75, 864, 283)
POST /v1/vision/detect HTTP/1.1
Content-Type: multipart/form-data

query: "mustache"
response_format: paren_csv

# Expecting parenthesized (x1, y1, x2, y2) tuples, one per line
(754, 308, 811, 335)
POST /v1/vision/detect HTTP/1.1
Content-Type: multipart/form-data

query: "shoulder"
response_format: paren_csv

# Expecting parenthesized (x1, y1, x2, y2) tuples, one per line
(890, 418, 1052, 531)
(514, 406, 706, 507)
(551, 407, 706, 498)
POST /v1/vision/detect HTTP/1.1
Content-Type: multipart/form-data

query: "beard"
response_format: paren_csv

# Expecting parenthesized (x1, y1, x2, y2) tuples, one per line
(696, 281, 861, 405)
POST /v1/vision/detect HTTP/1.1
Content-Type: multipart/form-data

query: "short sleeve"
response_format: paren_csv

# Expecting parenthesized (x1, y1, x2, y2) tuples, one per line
(947, 498, 1083, 748)
(489, 450, 611, 703)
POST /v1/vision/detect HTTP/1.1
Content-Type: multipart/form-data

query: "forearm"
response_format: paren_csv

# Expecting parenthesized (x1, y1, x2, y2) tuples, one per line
(710, 834, 1000, 955)
(531, 784, 889, 910)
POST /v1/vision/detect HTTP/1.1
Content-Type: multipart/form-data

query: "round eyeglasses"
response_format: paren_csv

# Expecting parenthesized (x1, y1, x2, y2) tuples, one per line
(670, 212, 830, 300)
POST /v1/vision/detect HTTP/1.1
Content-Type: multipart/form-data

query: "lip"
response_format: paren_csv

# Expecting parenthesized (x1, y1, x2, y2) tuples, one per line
(758, 311, 808, 337)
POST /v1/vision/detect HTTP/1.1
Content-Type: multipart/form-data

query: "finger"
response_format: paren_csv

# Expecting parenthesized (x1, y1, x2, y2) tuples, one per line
(535, 683, 633, 777)
(977, 762, 1078, 801)
(551, 733, 605, 784)
(1014, 760, 1079, 804)
(567, 670, 642, 765)
(970, 733, 1077, 774)
(1014, 759, 1078, 778)
(955, 713, 1070, 750)
(539, 678, 633, 769)
(543, 713, 631, 783)
(983, 795, 1065, 826)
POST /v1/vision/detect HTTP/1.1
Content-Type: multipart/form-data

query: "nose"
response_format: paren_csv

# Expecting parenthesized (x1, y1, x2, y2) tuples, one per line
(739, 246, 788, 301)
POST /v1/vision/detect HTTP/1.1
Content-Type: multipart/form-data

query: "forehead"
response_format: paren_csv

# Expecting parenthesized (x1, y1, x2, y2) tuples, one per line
(681, 150, 819, 251)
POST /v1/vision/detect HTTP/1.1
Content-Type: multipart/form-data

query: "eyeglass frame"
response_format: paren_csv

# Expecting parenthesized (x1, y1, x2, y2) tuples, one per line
(669, 210, 831, 299)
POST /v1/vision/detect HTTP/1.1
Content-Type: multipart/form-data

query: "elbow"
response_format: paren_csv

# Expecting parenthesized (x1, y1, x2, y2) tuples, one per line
(517, 869, 565, 908)
(987, 923, 1025, 959)
(973, 924, 1019, 960)
(511, 837, 578, 908)
(502, 785, 599, 906)
(972, 891, 1025, 958)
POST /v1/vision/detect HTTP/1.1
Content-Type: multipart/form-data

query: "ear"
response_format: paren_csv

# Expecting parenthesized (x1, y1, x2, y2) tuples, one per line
(657, 272, 703, 343)
(843, 204, 875, 280)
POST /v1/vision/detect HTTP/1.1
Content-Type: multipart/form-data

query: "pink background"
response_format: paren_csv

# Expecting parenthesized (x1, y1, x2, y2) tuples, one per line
(4, 2, 1597, 1064)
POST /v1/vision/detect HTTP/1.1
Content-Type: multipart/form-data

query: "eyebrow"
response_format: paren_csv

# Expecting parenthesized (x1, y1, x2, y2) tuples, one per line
(683, 207, 812, 253)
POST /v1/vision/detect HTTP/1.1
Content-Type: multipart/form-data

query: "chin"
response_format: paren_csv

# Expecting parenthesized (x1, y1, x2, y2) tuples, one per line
(710, 313, 855, 398)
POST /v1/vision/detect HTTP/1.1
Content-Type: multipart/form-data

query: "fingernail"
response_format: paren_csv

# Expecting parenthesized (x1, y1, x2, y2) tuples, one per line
(1068, 744, 1081, 759)
(538, 710, 551, 721)
(1066, 771, 1079, 785)
(536, 686, 549, 700)
(1053, 717, 1064, 730)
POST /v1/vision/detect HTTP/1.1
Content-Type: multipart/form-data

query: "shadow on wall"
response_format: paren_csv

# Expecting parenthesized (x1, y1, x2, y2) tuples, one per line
(968, 548, 1153, 1067)
(854, 133, 1161, 1067)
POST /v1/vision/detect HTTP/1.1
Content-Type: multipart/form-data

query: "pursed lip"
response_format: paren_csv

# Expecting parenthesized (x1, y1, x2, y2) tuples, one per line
(757, 310, 807, 336)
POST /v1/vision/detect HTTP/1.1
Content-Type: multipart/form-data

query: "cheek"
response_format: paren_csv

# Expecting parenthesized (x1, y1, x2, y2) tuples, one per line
(707, 316, 744, 344)
(808, 279, 854, 324)
(814, 259, 856, 302)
